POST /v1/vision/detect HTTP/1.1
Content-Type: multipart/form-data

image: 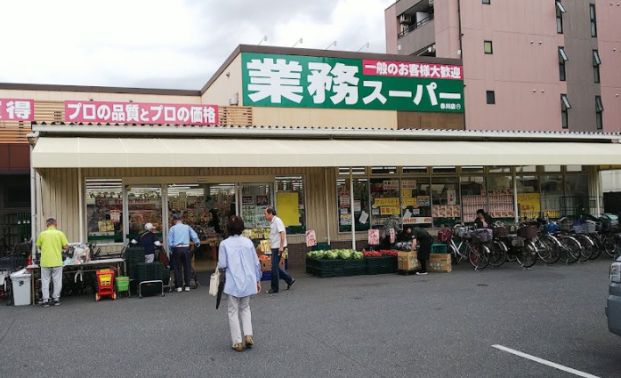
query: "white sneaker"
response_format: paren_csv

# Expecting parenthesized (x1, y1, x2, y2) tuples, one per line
(176, 287, 182, 292)
(416, 272, 428, 275)
(184, 286, 191, 292)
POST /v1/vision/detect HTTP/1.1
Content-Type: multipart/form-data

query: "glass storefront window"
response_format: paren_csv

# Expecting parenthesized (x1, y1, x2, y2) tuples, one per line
(516, 165, 537, 173)
(371, 166, 398, 175)
(276, 176, 306, 234)
(127, 185, 162, 240)
(461, 166, 484, 174)
(431, 177, 459, 226)
(402, 178, 431, 226)
(517, 176, 540, 220)
(566, 165, 583, 172)
(337, 178, 370, 232)
(487, 176, 514, 219)
(241, 183, 272, 232)
(564, 174, 589, 216)
(461, 176, 486, 223)
(541, 175, 563, 219)
(433, 166, 457, 174)
(488, 166, 511, 174)
(86, 179, 123, 243)
(544, 165, 561, 173)
(370, 178, 401, 228)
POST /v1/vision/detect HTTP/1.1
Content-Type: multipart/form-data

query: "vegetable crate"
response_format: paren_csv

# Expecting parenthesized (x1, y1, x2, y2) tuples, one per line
(95, 268, 116, 301)
(365, 256, 397, 275)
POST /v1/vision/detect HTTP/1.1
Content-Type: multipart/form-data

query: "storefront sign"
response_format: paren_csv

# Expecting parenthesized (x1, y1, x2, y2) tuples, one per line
(382, 180, 399, 190)
(380, 206, 400, 216)
(374, 197, 399, 207)
(402, 180, 417, 190)
(403, 217, 432, 224)
(402, 198, 417, 208)
(64, 100, 219, 125)
(242, 53, 464, 113)
(0, 98, 34, 121)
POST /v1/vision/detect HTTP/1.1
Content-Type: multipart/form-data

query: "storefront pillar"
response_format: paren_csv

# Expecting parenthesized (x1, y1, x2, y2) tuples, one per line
(78, 168, 84, 243)
(29, 143, 37, 254)
(513, 171, 519, 223)
(324, 168, 331, 245)
(350, 168, 356, 250)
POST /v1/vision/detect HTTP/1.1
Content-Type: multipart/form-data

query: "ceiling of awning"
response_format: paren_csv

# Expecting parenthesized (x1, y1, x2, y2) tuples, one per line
(31, 137, 621, 168)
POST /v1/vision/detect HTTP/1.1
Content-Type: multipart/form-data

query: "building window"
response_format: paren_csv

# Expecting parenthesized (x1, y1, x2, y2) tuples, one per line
(484, 40, 493, 54)
(556, 1, 565, 34)
(593, 50, 601, 83)
(596, 96, 604, 130)
(558, 47, 568, 81)
(486, 90, 496, 104)
(590, 4, 597, 37)
(86, 179, 123, 243)
(482, 0, 490, 4)
(561, 94, 571, 129)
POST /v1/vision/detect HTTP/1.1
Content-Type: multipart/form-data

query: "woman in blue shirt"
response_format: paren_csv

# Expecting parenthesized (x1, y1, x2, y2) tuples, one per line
(218, 215, 262, 352)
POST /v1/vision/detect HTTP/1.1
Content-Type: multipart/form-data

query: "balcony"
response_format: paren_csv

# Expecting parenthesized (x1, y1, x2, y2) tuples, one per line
(396, 16, 435, 56)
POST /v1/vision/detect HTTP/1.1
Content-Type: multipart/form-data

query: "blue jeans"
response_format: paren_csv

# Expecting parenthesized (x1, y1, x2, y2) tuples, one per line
(271, 248, 293, 292)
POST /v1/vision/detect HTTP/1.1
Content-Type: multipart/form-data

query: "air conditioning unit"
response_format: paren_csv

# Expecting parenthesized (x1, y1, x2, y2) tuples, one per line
(399, 14, 412, 24)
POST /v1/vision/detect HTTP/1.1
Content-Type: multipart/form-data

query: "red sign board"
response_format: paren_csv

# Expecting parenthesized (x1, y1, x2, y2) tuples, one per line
(363, 60, 463, 80)
(64, 100, 219, 125)
(0, 98, 34, 121)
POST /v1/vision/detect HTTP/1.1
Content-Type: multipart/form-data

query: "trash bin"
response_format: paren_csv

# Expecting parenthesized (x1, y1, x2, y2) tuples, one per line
(10, 269, 31, 306)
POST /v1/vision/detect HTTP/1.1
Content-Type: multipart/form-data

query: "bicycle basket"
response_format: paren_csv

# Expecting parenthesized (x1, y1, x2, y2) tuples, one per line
(493, 226, 508, 238)
(510, 237, 525, 248)
(455, 226, 470, 238)
(472, 229, 492, 243)
(518, 225, 539, 239)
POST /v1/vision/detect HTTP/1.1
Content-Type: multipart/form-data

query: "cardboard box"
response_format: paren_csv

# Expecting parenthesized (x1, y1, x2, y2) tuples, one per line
(429, 253, 452, 273)
(260, 256, 285, 272)
(398, 251, 420, 271)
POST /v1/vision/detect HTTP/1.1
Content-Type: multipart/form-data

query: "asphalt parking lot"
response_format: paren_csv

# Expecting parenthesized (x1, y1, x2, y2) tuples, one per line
(0, 259, 619, 378)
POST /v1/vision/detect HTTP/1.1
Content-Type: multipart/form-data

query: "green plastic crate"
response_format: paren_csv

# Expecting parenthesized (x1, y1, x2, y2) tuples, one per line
(431, 243, 449, 254)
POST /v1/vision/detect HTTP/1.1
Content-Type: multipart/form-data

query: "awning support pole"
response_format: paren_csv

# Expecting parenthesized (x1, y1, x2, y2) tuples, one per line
(30, 143, 37, 256)
(78, 168, 83, 243)
(596, 169, 602, 216)
(513, 171, 519, 224)
(350, 168, 356, 251)
(324, 168, 331, 246)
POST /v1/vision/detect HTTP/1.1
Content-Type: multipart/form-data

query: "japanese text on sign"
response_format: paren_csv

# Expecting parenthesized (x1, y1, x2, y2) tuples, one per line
(362, 60, 463, 80)
(64, 101, 219, 125)
(242, 53, 464, 113)
(0, 99, 34, 121)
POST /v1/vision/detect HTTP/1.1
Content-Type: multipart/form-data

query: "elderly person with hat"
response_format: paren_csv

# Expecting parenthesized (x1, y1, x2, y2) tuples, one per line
(140, 222, 159, 263)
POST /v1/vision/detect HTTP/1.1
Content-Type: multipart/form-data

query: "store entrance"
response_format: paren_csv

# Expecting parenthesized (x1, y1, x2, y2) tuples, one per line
(167, 183, 236, 272)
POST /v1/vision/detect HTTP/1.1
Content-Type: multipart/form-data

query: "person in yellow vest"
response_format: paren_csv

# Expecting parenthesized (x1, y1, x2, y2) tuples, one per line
(36, 218, 69, 307)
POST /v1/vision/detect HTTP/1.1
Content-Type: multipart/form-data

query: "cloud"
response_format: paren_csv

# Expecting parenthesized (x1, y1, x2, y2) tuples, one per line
(0, 0, 393, 89)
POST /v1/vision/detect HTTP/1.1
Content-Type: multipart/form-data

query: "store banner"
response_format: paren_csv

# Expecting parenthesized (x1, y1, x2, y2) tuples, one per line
(64, 100, 219, 125)
(0, 98, 34, 121)
(241, 52, 464, 113)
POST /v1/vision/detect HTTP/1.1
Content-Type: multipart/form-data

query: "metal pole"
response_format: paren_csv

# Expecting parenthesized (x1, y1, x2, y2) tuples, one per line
(78, 168, 83, 243)
(350, 168, 356, 250)
(29, 143, 36, 255)
(595, 168, 602, 216)
(324, 168, 331, 245)
(513, 169, 519, 223)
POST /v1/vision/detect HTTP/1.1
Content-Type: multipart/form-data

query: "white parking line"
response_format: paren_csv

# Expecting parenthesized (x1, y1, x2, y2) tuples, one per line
(492, 344, 599, 378)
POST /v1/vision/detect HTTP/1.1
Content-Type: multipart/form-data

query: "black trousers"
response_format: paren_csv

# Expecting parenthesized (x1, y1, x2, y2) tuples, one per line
(172, 247, 192, 288)
(418, 256, 427, 273)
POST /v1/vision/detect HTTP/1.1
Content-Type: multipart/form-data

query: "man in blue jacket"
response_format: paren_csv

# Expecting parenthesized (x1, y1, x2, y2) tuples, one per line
(168, 214, 199, 292)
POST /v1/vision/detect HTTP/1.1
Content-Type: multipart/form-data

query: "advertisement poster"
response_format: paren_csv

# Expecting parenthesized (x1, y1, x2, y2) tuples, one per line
(305, 230, 317, 247)
(368, 229, 380, 245)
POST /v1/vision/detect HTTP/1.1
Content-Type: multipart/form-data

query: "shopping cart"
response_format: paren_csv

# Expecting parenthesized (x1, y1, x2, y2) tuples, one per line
(95, 268, 116, 301)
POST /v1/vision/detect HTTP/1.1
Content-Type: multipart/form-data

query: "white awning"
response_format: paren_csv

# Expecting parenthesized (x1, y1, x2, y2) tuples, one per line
(31, 137, 621, 168)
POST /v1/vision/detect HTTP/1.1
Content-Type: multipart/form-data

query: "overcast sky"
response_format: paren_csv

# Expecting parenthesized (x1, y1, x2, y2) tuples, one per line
(0, 0, 393, 90)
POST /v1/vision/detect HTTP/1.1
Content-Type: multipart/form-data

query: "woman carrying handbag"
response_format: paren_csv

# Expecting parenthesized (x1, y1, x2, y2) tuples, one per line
(216, 215, 262, 352)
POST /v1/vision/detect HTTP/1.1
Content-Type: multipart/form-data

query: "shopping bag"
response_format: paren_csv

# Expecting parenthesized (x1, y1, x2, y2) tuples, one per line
(209, 269, 219, 297)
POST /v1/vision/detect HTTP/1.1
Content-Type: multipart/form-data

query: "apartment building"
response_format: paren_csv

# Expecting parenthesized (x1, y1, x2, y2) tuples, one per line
(385, 0, 621, 133)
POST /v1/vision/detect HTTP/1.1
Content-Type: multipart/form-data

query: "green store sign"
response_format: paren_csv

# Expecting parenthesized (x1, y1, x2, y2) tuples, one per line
(241, 52, 464, 113)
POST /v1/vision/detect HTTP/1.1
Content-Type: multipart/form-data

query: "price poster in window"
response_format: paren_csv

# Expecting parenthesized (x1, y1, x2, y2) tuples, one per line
(368, 229, 380, 245)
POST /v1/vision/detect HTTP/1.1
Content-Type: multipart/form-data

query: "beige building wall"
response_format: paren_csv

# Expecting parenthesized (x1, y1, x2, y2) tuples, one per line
(0, 89, 199, 104)
(200, 55, 242, 106)
(252, 107, 398, 128)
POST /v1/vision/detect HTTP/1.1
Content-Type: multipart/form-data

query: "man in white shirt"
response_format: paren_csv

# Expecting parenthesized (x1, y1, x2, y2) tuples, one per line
(264, 207, 295, 294)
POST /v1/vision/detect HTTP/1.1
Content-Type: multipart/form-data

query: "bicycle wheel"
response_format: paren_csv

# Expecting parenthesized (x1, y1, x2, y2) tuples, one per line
(517, 241, 537, 268)
(488, 240, 508, 268)
(603, 234, 616, 258)
(538, 235, 561, 264)
(468, 243, 489, 270)
(588, 234, 603, 260)
(559, 235, 581, 264)
(574, 234, 594, 262)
